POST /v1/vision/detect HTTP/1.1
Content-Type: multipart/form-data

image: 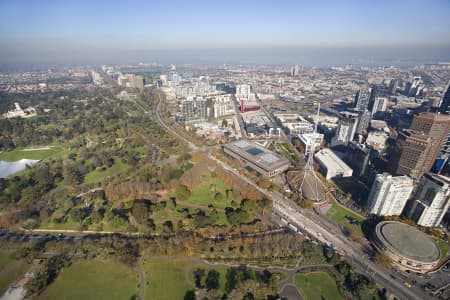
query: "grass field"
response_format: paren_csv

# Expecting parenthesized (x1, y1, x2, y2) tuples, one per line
(0, 146, 64, 162)
(294, 271, 344, 300)
(142, 257, 192, 300)
(38, 260, 139, 300)
(0, 252, 30, 295)
(326, 198, 365, 237)
(142, 257, 228, 300)
(84, 157, 130, 184)
(184, 174, 238, 209)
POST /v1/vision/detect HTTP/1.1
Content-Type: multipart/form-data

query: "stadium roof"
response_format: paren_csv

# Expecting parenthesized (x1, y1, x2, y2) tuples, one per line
(375, 221, 440, 263)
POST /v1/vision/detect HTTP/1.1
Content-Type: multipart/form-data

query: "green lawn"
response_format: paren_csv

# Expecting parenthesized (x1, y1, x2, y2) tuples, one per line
(84, 157, 130, 184)
(0, 253, 30, 295)
(183, 174, 239, 209)
(142, 257, 193, 300)
(0, 253, 13, 271)
(38, 218, 83, 231)
(38, 260, 139, 300)
(0, 146, 64, 162)
(436, 239, 449, 261)
(326, 198, 365, 237)
(295, 272, 344, 300)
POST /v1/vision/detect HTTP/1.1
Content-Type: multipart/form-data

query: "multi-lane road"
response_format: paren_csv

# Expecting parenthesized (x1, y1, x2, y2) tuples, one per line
(155, 91, 435, 300)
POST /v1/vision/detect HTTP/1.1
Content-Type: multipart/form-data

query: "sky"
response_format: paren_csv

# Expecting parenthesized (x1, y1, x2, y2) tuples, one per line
(1, 0, 450, 67)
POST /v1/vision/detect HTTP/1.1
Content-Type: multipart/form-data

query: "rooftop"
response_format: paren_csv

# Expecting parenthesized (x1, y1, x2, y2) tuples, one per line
(225, 140, 290, 169)
(375, 221, 440, 263)
(314, 148, 352, 173)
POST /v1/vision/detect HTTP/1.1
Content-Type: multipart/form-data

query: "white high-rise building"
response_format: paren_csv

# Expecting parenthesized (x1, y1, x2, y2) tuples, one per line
(371, 97, 388, 115)
(368, 173, 414, 216)
(331, 112, 358, 146)
(404, 173, 450, 227)
(235, 84, 252, 98)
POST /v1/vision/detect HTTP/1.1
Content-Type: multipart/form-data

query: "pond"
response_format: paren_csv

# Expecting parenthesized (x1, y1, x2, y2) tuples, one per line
(0, 159, 40, 178)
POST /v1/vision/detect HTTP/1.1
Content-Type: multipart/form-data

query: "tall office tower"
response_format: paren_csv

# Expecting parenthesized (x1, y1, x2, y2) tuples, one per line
(172, 73, 180, 87)
(368, 173, 414, 216)
(371, 97, 388, 116)
(354, 89, 370, 111)
(344, 142, 371, 179)
(356, 110, 371, 134)
(368, 84, 389, 110)
(291, 65, 299, 77)
(409, 112, 450, 170)
(438, 81, 450, 115)
(389, 130, 433, 180)
(388, 78, 398, 95)
(403, 173, 450, 227)
(438, 82, 450, 155)
(331, 112, 359, 146)
(408, 76, 422, 97)
(390, 113, 450, 179)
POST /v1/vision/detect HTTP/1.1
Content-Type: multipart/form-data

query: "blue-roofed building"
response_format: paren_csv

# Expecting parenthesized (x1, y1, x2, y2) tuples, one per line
(222, 140, 290, 177)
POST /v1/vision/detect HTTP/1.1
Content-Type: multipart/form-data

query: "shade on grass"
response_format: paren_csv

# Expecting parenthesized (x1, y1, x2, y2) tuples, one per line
(143, 257, 228, 299)
(184, 175, 238, 209)
(84, 157, 130, 183)
(326, 198, 364, 237)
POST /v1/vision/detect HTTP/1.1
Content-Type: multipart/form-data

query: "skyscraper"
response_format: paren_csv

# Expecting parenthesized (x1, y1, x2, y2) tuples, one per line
(408, 76, 422, 97)
(354, 89, 370, 111)
(389, 130, 433, 180)
(409, 112, 450, 170)
(438, 81, 450, 155)
(369, 84, 389, 110)
(291, 65, 300, 77)
(403, 173, 450, 227)
(331, 112, 358, 146)
(344, 142, 371, 179)
(356, 110, 371, 134)
(390, 113, 450, 179)
(368, 173, 414, 216)
(388, 78, 398, 95)
(371, 97, 388, 117)
(438, 81, 450, 115)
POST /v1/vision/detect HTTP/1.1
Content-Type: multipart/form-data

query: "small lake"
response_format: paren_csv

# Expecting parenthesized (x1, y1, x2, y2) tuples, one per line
(0, 159, 40, 178)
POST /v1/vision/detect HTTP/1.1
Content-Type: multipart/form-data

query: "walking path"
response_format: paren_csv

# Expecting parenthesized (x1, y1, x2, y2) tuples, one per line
(137, 258, 145, 300)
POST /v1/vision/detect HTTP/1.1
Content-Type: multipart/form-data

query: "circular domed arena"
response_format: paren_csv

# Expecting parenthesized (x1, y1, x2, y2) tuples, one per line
(372, 221, 440, 273)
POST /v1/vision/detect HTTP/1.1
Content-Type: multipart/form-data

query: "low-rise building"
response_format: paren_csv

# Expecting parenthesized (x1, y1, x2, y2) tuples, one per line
(222, 140, 290, 177)
(299, 133, 323, 155)
(314, 148, 353, 180)
(372, 221, 440, 273)
(366, 131, 389, 152)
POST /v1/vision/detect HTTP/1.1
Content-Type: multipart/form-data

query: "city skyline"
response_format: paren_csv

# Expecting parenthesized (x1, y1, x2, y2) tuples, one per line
(1, 0, 450, 67)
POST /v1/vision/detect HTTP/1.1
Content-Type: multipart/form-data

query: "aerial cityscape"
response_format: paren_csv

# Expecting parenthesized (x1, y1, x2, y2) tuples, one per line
(0, 1, 450, 300)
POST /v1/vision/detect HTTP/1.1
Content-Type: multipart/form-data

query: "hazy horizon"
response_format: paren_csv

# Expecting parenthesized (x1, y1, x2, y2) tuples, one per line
(1, 0, 450, 69)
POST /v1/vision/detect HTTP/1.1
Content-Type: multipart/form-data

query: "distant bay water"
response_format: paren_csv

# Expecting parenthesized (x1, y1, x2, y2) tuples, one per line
(2, 46, 450, 70)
